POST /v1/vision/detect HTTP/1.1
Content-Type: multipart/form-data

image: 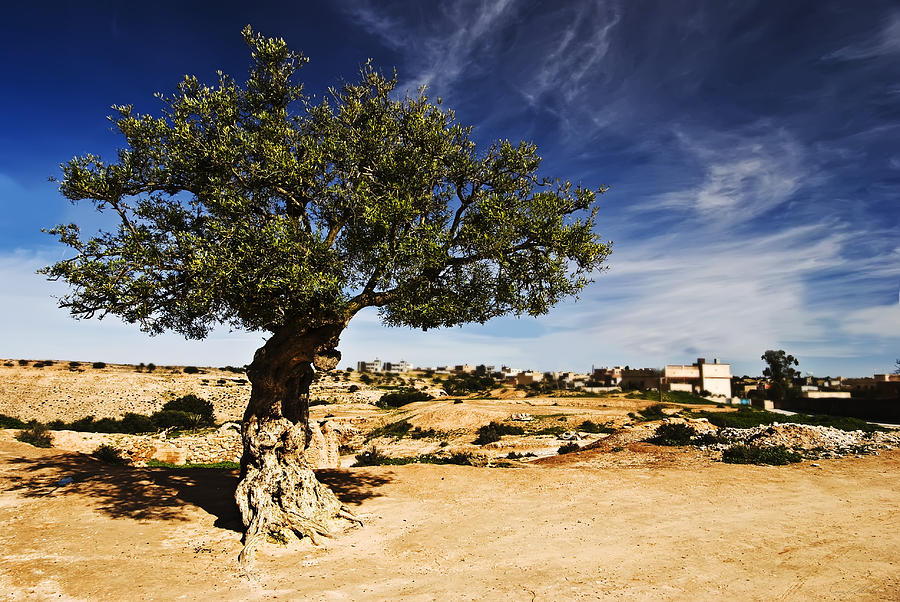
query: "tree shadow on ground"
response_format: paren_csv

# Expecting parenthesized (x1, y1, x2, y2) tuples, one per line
(3, 451, 392, 531)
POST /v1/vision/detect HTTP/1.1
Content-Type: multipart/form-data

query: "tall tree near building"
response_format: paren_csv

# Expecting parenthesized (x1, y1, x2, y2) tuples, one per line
(761, 349, 800, 401)
(41, 28, 612, 565)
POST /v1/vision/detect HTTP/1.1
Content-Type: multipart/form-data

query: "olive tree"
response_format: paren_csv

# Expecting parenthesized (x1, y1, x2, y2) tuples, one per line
(42, 28, 611, 563)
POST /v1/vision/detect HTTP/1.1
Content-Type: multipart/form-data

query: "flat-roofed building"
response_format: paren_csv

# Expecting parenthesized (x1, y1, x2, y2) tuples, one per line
(664, 358, 732, 397)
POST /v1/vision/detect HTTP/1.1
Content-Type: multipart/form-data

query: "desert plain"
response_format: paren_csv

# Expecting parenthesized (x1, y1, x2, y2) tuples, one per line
(0, 360, 898, 600)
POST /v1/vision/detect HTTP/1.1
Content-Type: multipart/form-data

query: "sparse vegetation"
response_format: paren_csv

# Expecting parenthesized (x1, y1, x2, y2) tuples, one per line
(353, 448, 473, 467)
(0, 414, 27, 429)
(474, 421, 525, 445)
(377, 388, 432, 408)
(146, 460, 240, 469)
(578, 420, 616, 434)
(506, 451, 536, 459)
(93, 444, 128, 464)
(722, 444, 802, 465)
(16, 421, 52, 447)
(649, 423, 698, 446)
(366, 420, 414, 441)
(637, 404, 669, 421)
(691, 406, 887, 432)
(558, 442, 581, 454)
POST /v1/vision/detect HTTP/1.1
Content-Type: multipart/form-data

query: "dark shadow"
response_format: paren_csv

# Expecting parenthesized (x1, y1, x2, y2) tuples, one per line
(3, 451, 393, 529)
(316, 468, 392, 506)
(5, 452, 242, 531)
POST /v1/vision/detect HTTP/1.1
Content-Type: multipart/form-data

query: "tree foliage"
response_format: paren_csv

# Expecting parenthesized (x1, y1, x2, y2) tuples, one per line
(42, 27, 611, 343)
(761, 349, 799, 401)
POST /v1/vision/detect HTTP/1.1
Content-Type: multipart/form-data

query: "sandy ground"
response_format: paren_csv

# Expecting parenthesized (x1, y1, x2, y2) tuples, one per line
(1, 435, 898, 601)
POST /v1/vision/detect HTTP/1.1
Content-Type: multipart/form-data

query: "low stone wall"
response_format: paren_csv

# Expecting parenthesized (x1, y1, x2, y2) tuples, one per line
(46, 419, 359, 469)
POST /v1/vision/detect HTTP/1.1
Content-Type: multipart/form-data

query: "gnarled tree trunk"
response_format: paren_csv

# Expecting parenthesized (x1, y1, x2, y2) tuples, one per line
(235, 322, 360, 567)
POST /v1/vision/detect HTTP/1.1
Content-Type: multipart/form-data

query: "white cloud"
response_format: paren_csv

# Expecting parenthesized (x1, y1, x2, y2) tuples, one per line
(824, 11, 900, 61)
(652, 127, 807, 223)
(340, 0, 518, 92)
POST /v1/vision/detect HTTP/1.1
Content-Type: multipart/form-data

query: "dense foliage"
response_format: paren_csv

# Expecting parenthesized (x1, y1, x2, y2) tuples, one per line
(42, 27, 611, 345)
(377, 389, 433, 408)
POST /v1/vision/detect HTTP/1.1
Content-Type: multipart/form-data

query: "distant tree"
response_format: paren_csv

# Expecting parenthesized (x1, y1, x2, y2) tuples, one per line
(761, 349, 800, 401)
(41, 28, 611, 564)
(894, 358, 899, 375)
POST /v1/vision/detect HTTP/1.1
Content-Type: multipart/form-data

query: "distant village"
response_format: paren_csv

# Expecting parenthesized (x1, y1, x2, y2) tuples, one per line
(356, 357, 900, 409)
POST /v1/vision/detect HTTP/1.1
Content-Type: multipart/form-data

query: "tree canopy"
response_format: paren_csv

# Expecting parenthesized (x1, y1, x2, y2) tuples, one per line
(43, 27, 611, 342)
(761, 349, 799, 401)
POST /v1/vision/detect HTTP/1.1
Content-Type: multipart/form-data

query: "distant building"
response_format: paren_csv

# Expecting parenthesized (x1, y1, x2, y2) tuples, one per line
(357, 358, 383, 373)
(621, 368, 663, 391)
(664, 358, 732, 397)
(453, 364, 476, 374)
(356, 358, 411, 373)
(591, 366, 624, 387)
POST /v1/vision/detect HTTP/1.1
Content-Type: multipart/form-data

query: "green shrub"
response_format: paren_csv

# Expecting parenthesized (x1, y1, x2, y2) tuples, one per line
(638, 404, 668, 420)
(506, 451, 536, 459)
(151, 410, 205, 430)
(17, 359, 28, 366)
(409, 427, 440, 439)
(353, 448, 473, 466)
(93, 444, 128, 464)
(649, 422, 698, 446)
(578, 420, 616, 434)
(92, 361, 106, 369)
(146, 363, 156, 372)
(474, 421, 525, 445)
(183, 365, 201, 374)
(558, 442, 581, 454)
(16, 421, 52, 447)
(69, 361, 81, 368)
(160, 394, 215, 426)
(120, 412, 156, 433)
(0, 414, 27, 429)
(722, 444, 801, 465)
(146, 460, 239, 469)
(348, 384, 360, 393)
(377, 388, 432, 408)
(366, 419, 414, 440)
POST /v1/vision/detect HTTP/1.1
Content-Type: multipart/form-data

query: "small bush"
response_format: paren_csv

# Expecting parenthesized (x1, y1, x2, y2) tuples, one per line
(0, 414, 27, 429)
(220, 365, 245, 373)
(146, 363, 156, 372)
(353, 448, 473, 467)
(183, 365, 201, 374)
(17, 359, 28, 366)
(558, 442, 581, 454)
(145, 460, 240, 469)
(649, 423, 698, 446)
(722, 444, 802, 465)
(93, 444, 128, 464)
(16, 421, 52, 447)
(69, 361, 81, 368)
(151, 410, 205, 430)
(92, 361, 106, 369)
(638, 404, 668, 421)
(409, 427, 440, 439)
(578, 420, 616, 434)
(120, 412, 156, 433)
(160, 394, 215, 426)
(506, 451, 536, 459)
(348, 384, 360, 393)
(367, 419, 414, 440)
(474, 421, 524, 445)
(377, 388, 432, 408)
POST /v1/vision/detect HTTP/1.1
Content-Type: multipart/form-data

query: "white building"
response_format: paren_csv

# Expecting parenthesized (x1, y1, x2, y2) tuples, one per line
(664, 358, 732, 397)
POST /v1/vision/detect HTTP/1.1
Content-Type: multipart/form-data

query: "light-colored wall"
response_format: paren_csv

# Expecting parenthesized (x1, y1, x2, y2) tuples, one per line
(665, 365, 701, 379)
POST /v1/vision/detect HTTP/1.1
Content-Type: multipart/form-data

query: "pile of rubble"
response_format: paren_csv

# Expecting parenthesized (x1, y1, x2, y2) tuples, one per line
(716, 423, 900, 459)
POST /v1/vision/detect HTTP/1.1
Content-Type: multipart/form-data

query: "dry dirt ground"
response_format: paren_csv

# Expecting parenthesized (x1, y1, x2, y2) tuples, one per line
(1, 435, 898, 601)
(2, 361, 899, 600)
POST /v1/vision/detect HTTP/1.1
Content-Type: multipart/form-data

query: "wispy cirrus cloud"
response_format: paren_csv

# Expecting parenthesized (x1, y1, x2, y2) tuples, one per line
(823, 10, 900, 61)
(339, 0, 518, 92)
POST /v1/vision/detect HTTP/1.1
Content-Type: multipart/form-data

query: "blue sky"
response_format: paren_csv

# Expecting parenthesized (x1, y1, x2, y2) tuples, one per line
(1, 0, 898, 377)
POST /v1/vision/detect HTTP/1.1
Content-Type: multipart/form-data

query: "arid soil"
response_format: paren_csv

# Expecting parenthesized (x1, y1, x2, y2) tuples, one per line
(1, 436, 898, 600)
(1, 361, 898, 600)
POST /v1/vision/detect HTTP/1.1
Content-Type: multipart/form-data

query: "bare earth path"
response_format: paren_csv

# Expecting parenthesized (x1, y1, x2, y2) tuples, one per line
(1, 437, 897, 601)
